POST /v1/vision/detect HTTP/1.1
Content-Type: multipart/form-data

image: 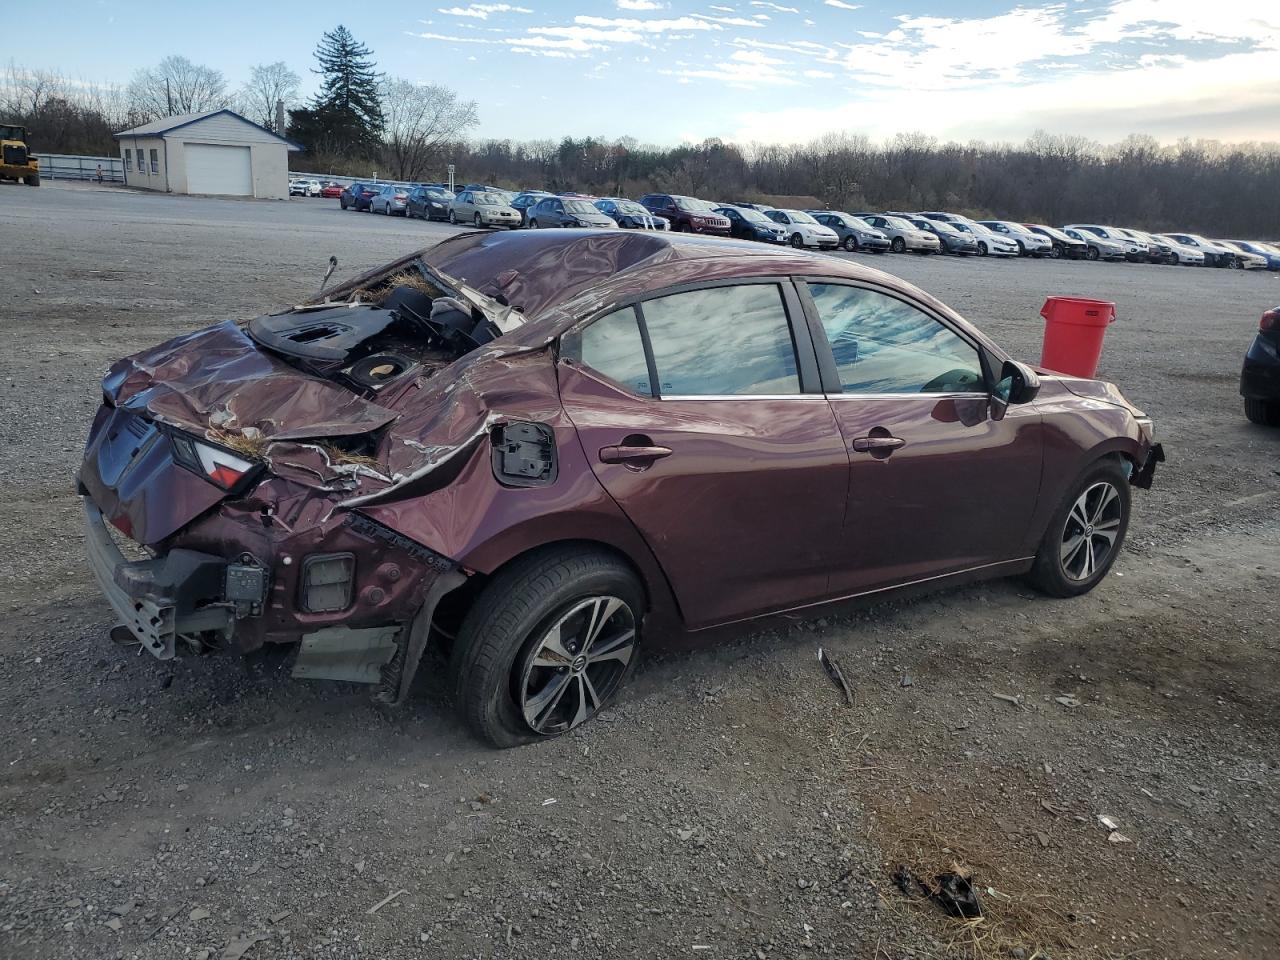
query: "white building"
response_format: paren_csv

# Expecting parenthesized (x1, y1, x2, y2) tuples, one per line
(114, 109, 301, 199)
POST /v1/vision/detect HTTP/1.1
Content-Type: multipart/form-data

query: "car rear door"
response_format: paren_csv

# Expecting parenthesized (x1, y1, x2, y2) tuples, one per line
(557, 279, 850, 628)
(796, 279, 1043, 594)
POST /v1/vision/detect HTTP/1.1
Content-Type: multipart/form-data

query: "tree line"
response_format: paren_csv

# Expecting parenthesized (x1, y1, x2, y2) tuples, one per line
(3, 33, 1278, 237)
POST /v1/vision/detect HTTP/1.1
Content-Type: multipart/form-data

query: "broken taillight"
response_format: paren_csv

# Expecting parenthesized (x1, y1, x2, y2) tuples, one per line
(169, 432, 260, 492)
(1261, 308, 1279, 332)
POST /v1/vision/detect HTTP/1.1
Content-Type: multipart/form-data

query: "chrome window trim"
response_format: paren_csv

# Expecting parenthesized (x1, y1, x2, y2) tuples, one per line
(824, 391, 989, 401)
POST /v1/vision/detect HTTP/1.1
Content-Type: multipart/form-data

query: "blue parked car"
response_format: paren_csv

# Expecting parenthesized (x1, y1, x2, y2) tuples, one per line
(1223, 240, 1280, 271)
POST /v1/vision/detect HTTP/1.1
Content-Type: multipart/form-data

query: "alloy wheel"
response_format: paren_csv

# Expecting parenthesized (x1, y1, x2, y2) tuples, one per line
(518, 596, 637, 736)
(1060, 481, 1123, 581)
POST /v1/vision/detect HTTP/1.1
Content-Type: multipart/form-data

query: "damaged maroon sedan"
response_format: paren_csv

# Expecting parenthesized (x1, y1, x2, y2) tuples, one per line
(80, 230, 1162, 746)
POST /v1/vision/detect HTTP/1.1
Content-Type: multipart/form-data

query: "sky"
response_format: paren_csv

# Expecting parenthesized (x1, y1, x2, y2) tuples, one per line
(17, 0, 1280, 146)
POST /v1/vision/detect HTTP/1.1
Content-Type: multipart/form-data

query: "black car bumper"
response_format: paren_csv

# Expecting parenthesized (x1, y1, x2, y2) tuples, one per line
(1241, 332, 1280, 400)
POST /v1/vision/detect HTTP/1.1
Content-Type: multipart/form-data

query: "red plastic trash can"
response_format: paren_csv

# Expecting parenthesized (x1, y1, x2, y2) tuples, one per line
(1039, 296, 1116, 378)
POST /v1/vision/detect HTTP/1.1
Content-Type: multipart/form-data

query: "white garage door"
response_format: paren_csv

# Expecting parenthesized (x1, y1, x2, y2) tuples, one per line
(185, 143, 252, 196)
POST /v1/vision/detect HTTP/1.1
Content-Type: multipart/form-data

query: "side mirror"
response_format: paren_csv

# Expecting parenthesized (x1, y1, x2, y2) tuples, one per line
(993, 360, 1041, 408)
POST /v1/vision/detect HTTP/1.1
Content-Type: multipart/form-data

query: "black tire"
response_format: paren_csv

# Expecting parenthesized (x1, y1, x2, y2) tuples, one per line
(790, 233, 805, 249)
(1050, 244, 1063, 259)
(473, 213, 482, 228)
(1086, 246, 1100, 261)
(842, 235, 858, 252)
(340, 199, 348, 210)
(1244, 398, 1280, 426)
(27, 173, 40, 186)
(1026, 459, 1131, 598)
(450, 547, 644, 748)
(1016, 240, 1026, 257)
(1227, 256, 1242, 270)
(890, 236, 906, 253)
(449, 210, 457, 224)
(977, 241, 988, 257)
(530, 218, 540, 229)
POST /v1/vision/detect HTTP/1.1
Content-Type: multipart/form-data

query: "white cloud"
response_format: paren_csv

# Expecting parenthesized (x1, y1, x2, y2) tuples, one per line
(751, 1, 799, 12)
(825, 0, 860, 9)
(617, 0, 664, 9)
(438, 3, 533, 18)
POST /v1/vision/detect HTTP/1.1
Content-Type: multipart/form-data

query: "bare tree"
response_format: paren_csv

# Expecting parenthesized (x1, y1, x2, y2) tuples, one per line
(236, 61, 300, 129)
(127, 56, 228, 120)
(378, 77, 478, 181)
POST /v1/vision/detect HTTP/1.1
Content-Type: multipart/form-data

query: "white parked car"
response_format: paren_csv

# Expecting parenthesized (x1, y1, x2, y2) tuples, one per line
(947, 220, 1019, 257)
(1158, 233, 1236, 268)
(977, 220, 1053, 257)
(1132, 231, 1203, 265)
(1062, 226, 1136, 262)
(1215, 241, 1268, 270)
(856, 214, 942, 254)
(763, 209, 841, 250)
(289, 178, 322, 197)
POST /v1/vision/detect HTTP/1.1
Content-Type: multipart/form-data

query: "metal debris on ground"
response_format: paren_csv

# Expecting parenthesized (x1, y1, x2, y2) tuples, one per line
(992, 693, 1022, 708)
(891, 865, 983, 919)
(816, 647, 854, 706)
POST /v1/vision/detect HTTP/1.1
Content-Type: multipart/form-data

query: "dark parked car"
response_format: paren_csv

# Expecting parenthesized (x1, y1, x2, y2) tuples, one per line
(407, 185, 456, 221)
(511, 190, 554, 227)
(808, 211, 890, 253)
(596, 197, 670, 230)
(79, 230, 1161, 747)
(637, 194, 731, 235)
(1242, 305, 1280, 425)
(909, 217, 977, 255)
(339, 182, 381, 212)
(527, 196, 618, 229)
(714, 205, 787, 243)
(1025, 224, 1088, 259)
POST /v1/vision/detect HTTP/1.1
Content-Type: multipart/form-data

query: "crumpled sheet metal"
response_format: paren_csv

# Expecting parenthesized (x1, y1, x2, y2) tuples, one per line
(103, 320, 398, 441)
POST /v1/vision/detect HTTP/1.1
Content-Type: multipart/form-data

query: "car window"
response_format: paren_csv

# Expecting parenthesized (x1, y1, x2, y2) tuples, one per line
(567, 307, 653, 396)
(808, 284, 983, 395)
(642, 285, 799, 396)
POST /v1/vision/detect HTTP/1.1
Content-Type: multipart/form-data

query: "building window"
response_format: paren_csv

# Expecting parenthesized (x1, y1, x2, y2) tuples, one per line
(149, 149, 159, 174)
(123, 149, 132, 172)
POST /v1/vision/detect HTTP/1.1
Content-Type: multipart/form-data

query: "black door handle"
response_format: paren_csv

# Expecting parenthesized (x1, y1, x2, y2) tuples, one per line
(599, 444, 673, 464)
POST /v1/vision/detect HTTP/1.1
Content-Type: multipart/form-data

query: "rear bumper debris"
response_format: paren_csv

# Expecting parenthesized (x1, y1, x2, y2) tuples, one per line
(1131, 442, 1164, 490)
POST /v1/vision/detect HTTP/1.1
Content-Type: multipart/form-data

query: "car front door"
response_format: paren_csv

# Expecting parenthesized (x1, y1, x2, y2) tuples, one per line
(798, 279, 1043, 594)
(557, 280, 850, 628)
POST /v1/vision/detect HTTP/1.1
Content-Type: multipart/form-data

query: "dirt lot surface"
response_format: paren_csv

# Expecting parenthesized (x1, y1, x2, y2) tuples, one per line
(2, 181, 1278, 960)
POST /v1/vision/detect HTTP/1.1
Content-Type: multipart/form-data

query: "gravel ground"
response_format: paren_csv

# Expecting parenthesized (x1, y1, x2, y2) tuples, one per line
(1, 181, 1277, 960)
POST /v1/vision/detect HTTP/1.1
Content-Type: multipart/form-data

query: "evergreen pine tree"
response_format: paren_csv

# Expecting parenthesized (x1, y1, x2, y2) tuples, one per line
(295, 25, 383, 155)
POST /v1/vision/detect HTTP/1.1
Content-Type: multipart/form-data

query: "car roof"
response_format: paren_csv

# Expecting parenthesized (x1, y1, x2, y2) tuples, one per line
(403, 230, 1003, 360)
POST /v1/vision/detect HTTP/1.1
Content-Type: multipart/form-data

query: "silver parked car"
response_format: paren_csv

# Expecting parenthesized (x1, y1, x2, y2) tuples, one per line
(449, 190, 522, 229)
(856, 214, 941, 254)
(370, 184, 410, 216)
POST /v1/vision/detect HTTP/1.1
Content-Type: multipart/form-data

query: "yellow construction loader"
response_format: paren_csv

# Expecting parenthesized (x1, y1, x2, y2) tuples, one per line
(0, 123, 40, 186)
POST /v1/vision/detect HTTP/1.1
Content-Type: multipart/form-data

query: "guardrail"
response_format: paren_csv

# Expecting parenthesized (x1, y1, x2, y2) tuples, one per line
(33, 154, 124, 182)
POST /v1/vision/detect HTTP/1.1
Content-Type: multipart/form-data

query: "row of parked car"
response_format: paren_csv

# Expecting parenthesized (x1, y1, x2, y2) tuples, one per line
(326, 179, 1280, 271)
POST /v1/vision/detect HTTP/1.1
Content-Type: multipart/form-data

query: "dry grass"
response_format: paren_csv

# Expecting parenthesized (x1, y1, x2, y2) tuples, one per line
(206, 427, 269, 459)
(360, 271, 441, 305)
(316, 442, 382, 469)
(871, 811, 1085, 959)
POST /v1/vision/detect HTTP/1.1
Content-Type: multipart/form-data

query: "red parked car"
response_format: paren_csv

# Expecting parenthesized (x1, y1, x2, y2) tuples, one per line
(80, 231, 1162, 746)
(638, 194, 731, 235)
(320, 181, 344, 199)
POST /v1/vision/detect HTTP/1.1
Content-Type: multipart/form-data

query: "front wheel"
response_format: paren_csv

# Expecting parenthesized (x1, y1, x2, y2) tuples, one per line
(977, 242, 988, 257)
(790, 233, 805, 249)
(474, 213, 483, 228)
(26, 173, 40, 186)
(1228, 256, 1242, 270)
(1016, 240, 1026, 257)
(529, 218, 540, 229)
(1050, 244, 1062, 259)
(1086, 246, 1100, 261)
(842, 235, 858, 252)
(1027, 459, 1131, 598)
(1245, 398, 1280, 426)
(450, 548, 644, 747)
(891, 236, 906, 253)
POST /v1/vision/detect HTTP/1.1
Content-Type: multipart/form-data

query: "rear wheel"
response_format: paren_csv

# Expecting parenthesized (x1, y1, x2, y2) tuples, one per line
(891, 236, 906, 253)
(26, 173, 40, 186)
(1027, 459, 1130, 598)
(1244, 398, 1280, 426)
(450, 548, 644, 748)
